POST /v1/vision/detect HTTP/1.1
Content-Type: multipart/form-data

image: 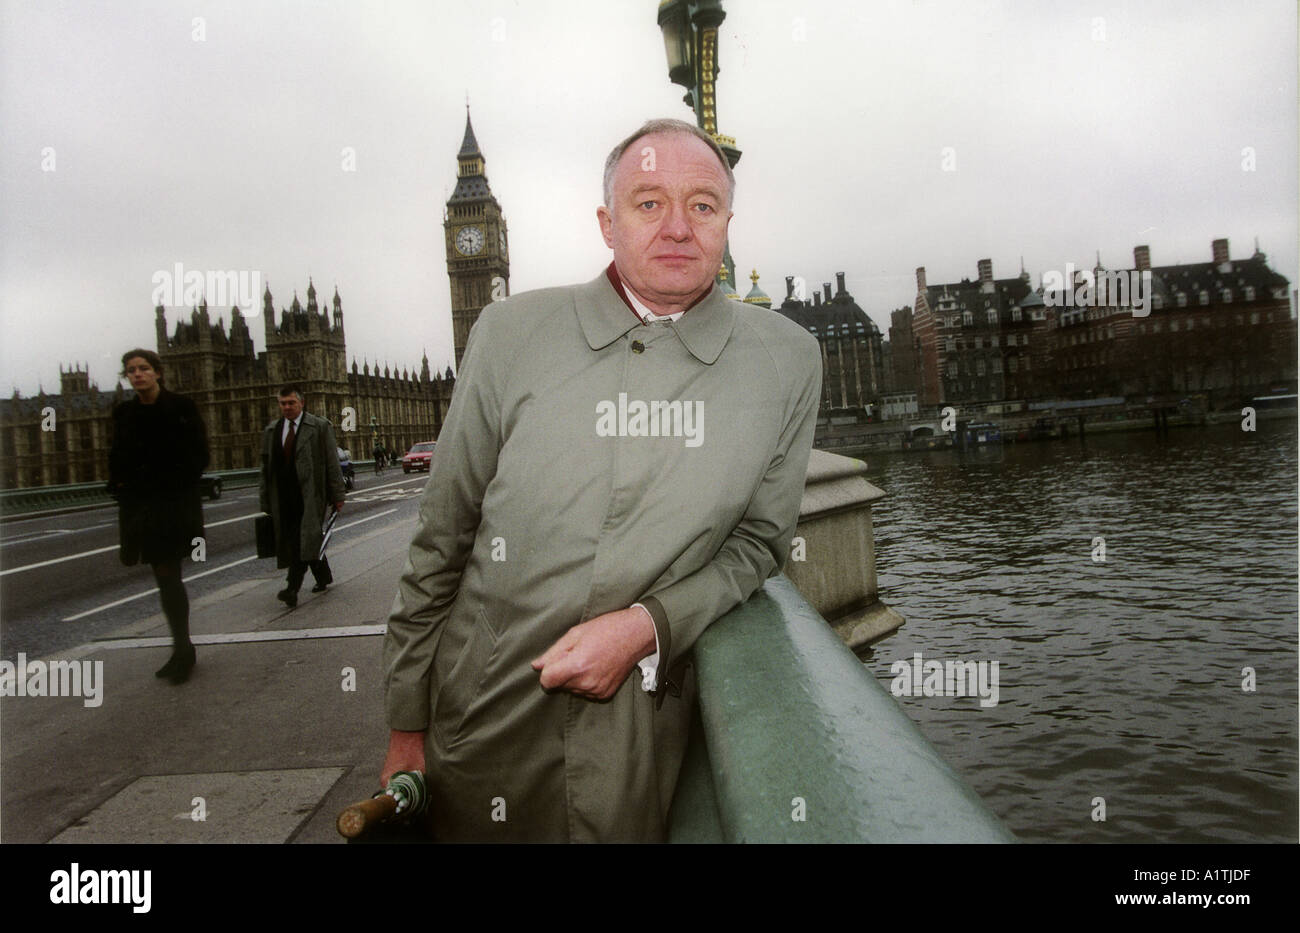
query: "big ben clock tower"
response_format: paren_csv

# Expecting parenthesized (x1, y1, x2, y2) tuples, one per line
(445, 107, 509, 371)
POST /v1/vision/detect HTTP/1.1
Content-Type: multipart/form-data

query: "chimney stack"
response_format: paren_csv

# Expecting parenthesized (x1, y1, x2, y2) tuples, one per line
(1134, 245, 1150, 272)
(785, 275, 795, 299)
(835, 272, 847, 296)
(813, 292, 822, 308)
(1212, 238, 1230, 270)
(823, 283, 832, 303)
(916, 266, 927, 291)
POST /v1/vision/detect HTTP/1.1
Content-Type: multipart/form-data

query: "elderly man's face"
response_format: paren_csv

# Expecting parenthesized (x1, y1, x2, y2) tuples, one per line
(597, 132, 732, 314)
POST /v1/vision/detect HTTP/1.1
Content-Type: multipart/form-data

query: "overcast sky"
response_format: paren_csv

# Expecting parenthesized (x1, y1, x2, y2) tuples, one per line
(2, 0, 1296, 396)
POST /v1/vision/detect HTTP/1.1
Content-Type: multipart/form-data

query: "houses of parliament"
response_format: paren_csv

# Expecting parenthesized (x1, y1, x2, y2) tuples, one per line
(0, 112, 508, 490)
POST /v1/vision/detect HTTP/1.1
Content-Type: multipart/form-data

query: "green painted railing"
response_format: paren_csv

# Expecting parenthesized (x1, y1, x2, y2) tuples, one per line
(0, 481, 113, 516)
(0, 469, 262, 517)
(0, 461, 401, 517)
(668, 574, 1015, 843)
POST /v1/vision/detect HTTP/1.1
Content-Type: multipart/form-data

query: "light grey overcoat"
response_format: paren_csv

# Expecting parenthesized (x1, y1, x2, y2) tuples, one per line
(383, 269, 821, 842)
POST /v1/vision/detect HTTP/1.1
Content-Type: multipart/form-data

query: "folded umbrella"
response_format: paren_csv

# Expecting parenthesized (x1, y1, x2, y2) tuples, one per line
(317, 509, 339, 562)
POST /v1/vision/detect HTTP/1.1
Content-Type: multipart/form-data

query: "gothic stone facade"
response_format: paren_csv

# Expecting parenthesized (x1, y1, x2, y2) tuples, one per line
(0, 281, 454, 489)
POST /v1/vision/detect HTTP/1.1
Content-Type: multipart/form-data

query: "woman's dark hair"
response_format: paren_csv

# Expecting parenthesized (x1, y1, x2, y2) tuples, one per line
(121, 348, 164, 384)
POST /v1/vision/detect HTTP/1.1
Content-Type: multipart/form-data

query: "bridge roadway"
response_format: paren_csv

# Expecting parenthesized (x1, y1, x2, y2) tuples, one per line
(0, 468, 439, 843)
(0, 469, 430, 661)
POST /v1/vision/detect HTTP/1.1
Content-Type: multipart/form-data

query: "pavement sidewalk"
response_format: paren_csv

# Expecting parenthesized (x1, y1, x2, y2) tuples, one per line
(0, 513, 418, 844)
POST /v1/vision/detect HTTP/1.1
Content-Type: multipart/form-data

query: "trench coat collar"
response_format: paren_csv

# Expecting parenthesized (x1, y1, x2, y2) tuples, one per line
(574, 264, 736, 365)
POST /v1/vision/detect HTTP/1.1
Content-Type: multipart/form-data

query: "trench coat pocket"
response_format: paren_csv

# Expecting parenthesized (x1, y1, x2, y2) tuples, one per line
(432, 608, 501, 748)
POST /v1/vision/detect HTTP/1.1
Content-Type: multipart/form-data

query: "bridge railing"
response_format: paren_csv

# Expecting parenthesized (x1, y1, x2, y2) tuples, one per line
(0, 469, 262, 517)
(668, 574, 1015, 843)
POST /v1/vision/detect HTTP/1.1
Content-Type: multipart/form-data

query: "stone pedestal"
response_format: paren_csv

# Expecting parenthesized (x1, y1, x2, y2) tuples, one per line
(786, 449, 904, 651)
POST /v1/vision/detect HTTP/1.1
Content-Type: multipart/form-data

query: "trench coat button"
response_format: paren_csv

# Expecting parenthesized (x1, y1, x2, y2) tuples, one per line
(630, 340, 645, 353)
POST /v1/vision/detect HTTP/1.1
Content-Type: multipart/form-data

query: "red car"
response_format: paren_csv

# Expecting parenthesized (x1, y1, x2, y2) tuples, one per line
(402, 441, 436, 473)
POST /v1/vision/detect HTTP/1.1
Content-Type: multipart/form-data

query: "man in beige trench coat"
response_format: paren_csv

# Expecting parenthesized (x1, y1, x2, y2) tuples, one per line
(381, 118, 821, 842)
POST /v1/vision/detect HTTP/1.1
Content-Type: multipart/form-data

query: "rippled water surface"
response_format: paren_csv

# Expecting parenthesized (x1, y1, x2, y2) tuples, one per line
(861, 420, 1297, 843)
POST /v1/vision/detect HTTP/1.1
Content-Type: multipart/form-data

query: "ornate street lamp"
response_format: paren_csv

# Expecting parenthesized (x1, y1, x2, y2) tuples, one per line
(657, 0, 740, 167)
(657, 0, 743, 295)
(658, 0, 692, 90)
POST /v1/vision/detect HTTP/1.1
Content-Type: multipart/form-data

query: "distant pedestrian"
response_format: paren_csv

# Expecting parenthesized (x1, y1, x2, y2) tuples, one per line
(259, 386, 346, 608)
(107, 348, 209, 684)
(373, 441, 385, 473)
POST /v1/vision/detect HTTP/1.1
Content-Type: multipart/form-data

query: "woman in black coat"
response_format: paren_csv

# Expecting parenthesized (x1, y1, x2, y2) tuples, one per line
(107, 349, 209, 684)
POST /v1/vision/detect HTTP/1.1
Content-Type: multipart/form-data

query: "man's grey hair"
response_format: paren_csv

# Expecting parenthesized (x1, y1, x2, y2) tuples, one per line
(602, 118, 735, 209)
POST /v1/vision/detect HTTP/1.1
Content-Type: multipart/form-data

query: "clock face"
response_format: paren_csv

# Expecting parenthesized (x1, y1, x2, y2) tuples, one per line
(455, 225, 485, 256)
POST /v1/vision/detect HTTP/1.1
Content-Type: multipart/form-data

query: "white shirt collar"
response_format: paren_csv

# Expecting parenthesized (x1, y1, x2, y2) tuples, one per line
(622, 282, 685, 324)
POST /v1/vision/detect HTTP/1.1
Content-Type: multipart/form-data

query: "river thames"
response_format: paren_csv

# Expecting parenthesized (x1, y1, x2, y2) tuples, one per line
(861, 418, 1297, 843)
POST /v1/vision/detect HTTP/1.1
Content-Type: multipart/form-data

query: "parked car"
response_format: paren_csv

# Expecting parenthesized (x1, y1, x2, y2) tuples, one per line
(402, 441, 436, 473)
(199, 474, 222, 500)
(337, 447, 355, 490)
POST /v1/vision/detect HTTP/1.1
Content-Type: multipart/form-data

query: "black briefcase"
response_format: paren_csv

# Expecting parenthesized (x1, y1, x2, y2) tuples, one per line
(255, 514, 276, 559)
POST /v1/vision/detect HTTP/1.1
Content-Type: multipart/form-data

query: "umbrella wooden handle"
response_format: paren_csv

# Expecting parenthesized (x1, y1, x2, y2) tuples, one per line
(337, 794, 398, 838)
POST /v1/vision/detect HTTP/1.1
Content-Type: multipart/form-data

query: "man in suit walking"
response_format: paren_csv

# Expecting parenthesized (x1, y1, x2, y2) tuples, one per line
(259, 385, 346, 608)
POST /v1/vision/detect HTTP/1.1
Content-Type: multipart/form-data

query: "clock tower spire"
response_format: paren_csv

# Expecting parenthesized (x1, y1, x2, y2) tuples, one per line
(445, 107, 509, 371)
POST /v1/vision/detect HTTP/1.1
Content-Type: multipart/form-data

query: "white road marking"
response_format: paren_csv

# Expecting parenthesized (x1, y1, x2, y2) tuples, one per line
(3, 504, 402, 576)
(0, 515, 259, 576)
(203, 512, 267, 528)
(1, 544, 120, 576)
(1, 528, 76, 544)
(60, 555, 259, 620)
(92, 624, 386, 650)
(356, 477, 427, 494)
(59, 509, 398, 621)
